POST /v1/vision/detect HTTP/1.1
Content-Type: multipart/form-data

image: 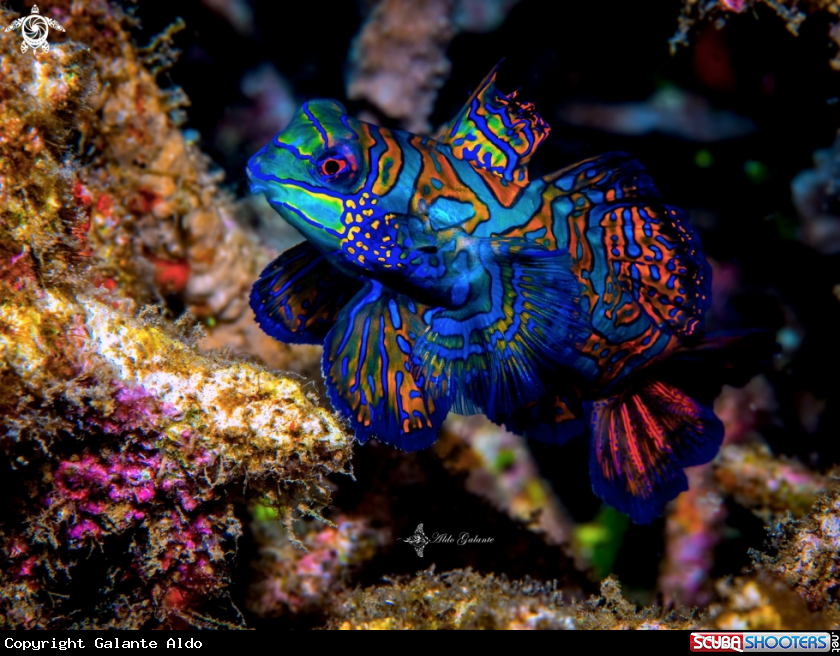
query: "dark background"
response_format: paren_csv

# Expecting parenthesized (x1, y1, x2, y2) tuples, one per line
(27, 0, 837, 605)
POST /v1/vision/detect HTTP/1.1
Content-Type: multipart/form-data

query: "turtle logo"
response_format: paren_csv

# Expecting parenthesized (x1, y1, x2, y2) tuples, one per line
(4, 5, 65, 54)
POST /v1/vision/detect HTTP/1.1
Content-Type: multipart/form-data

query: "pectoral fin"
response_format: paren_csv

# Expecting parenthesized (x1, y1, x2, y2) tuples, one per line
(250, 241, 363, 345)
(323, 281, 448, 451)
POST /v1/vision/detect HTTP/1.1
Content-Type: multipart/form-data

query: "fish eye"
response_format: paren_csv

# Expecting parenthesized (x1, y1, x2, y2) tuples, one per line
(315, 153, 354, 182)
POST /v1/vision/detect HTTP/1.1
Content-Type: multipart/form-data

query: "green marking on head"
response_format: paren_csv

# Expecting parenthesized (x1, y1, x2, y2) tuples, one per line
(246, 100, 364, 252)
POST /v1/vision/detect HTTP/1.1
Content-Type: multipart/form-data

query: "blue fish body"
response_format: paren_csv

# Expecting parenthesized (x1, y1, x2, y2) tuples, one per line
(246, 64, 775, 523)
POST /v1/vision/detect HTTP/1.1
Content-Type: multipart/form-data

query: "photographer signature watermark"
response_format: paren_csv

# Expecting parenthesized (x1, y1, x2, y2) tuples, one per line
(4, 5, 65, 54)
(398, 524, 494, 557)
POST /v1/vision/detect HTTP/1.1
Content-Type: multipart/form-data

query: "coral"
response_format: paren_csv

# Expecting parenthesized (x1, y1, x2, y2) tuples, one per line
(329, 570, 701, 630)
(657, 377, 781, 606)
(658, 466, 727, 606)
(792, 131, 840, 255)
(0, 5, 350, 627)
(0, 0, 314, 375)
(348, 0, 455, 134)
(753, 481, 840, 612)
(559, 87, 757, 142)
(0, 285, 350, 628)
(709, 573, 839, 629)
(0, 3, 350, 628)
(2, 0, 838, 632)
(347, 0, 521, 133)
(0, 37, 94, 290)
(247, 514, 389, 620)
(714, 443, 828, 521)
(435, 416, 577, 550)
(714, 377, 779, 444)
(670, 0, 840, 70)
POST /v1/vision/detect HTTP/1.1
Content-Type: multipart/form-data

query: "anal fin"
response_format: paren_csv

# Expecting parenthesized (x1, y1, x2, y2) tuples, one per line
(501, 389, 587, 445)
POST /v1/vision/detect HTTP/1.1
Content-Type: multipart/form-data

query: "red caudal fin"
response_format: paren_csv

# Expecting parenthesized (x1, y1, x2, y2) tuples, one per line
(588, 379, 723, 524)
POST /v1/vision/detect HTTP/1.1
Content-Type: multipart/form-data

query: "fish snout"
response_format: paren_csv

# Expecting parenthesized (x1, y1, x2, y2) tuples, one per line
(246, 148, 272, 195)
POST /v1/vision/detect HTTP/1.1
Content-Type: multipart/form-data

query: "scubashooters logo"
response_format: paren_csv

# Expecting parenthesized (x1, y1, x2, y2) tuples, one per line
(690, 632, 834, 652)
(4, 5, 65, 54)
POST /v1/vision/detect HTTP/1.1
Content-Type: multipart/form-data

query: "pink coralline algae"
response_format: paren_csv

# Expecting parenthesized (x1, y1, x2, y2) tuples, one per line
(48, 446, 219, 546)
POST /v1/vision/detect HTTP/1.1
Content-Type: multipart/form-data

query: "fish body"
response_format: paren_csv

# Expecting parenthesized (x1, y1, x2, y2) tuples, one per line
(247, 65, 773, 523)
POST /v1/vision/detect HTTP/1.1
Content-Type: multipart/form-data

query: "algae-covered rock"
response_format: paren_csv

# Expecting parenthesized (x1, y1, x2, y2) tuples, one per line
(0, 2, 351, 629)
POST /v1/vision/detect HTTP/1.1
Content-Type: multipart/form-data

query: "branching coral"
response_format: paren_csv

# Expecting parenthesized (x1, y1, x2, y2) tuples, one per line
(348, 0, 456, 134)
(435, 416, 577, 549)
(714, 444, 828, 521)
(347, 0, 521, 133)
(670, 0, 840, 69)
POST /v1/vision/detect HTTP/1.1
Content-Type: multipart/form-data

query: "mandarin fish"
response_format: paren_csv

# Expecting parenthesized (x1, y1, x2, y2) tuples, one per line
(246, 64, 775, 523)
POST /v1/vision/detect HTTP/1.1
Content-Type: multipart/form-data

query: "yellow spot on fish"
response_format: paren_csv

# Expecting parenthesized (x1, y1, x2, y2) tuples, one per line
(355, 214, 363, 223)
(362, 208, 374, 217)
(371, 198, 377, 205)
(356, 241, 363, 248)
(365, 232, 371, 239)
(348, 246, 355, 254)
(345, 213, 353, 225)
(362, 192, 370, 198)
(377, 257, 385, 262)
(346, 199, 356, 209)
(371, 220, 380, 230)
(358, 254, 365, 263)
(386, 250, 391, 257)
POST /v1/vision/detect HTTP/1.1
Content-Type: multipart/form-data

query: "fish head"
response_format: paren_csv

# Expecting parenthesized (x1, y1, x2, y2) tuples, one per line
(246, 99, 370, 256)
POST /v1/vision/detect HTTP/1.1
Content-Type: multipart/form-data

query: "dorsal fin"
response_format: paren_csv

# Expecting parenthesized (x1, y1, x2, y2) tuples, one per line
(437, 61, 550, 187)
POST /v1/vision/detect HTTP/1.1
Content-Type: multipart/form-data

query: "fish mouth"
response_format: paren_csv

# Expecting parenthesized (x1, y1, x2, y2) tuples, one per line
(245, 148, 271, 196)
